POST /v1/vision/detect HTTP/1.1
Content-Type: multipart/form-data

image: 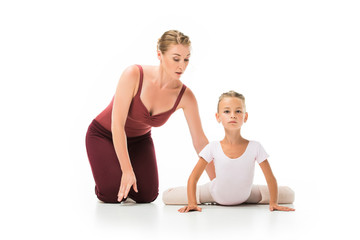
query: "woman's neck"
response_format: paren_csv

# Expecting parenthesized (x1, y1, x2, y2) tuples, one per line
(156, 65, 178, 89)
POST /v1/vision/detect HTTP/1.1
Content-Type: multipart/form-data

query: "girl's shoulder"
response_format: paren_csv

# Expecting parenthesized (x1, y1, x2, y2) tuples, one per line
(247, 140, 268, 158)
(247, 140, 264, 148)
(208, 140, 221, 147)
(200, 141, 220, 153)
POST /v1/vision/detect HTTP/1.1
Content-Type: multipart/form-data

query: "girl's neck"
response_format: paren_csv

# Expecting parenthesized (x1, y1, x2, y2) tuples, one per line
(222, 129, 245, 145)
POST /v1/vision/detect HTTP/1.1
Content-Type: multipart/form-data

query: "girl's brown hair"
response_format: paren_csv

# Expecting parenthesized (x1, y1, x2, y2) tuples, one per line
(217, 90, 246, 112)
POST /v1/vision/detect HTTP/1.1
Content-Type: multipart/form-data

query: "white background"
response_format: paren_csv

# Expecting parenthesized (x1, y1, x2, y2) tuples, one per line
(1, 0, 359, 239)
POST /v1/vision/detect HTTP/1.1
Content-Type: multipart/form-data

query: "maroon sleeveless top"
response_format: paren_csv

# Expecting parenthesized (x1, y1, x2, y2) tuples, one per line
(95, 65, 187, 137)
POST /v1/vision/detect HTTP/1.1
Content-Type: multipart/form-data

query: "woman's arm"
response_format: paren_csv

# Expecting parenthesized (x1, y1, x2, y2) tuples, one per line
(259, 160, 295, 211)
(180, 88, 215, 180)
(111, 65, 140, 201)
(178, 157, 208, 213)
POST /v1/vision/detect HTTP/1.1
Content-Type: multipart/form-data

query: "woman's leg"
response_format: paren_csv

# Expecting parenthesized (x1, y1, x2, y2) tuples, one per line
(86, 120, 122, 203)
(126, 132, 159, 203)
(86, 120, 159, 203)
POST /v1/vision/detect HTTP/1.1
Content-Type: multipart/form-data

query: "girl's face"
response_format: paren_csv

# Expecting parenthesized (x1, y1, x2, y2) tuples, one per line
(216, 97, 248, 129)
(158, 44, 190, 80)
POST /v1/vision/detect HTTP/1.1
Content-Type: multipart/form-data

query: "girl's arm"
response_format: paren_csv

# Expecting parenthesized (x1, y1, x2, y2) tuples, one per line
(178, 158, 208, 213)
(111, 65, 140, 202)
(259, 160, 295, 211)
(180, 88, 215, 180)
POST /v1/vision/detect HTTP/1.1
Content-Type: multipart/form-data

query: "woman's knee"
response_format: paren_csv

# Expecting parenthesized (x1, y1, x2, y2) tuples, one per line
(95, 185, 119, 203)
(132, 191, 159, 203)
(96, 193, 119, 203)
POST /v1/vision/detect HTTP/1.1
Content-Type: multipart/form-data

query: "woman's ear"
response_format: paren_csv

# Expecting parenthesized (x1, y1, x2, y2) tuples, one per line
(157, 50, 162, 61)
(244, 112, 248, 123)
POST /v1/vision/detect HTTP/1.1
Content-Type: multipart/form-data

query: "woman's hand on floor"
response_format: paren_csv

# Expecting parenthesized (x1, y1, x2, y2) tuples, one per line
(178, 205, 202, 213)
(118, 170, 138, 202)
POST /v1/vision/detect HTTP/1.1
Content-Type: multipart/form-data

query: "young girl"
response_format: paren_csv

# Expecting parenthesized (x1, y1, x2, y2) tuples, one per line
(162, 91, 295, 212)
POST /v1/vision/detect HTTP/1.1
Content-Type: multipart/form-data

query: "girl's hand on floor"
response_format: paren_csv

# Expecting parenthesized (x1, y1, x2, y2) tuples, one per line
(178, 205, 202, 213)
(118, 170, 138, 202)
(269, 203, 295, 212)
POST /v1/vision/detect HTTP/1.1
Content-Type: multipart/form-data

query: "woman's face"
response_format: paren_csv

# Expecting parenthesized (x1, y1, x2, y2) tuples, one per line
(158, 44, 190, 80)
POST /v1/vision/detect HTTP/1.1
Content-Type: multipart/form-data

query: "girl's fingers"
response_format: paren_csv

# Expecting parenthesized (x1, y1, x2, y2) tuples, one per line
(178, 207, 186, 212)
(178, 206, 202, 213)
(272, 205, 295, 211)
(284, 207, 295, 211)
(279, 206, 293, 211)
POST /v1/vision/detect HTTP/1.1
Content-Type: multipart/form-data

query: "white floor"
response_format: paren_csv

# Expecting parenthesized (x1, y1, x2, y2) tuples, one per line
(3, 185, 358, 240)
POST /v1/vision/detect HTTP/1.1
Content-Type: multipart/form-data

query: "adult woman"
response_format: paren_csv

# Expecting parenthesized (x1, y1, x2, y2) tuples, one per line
(86, 30, 213, 203)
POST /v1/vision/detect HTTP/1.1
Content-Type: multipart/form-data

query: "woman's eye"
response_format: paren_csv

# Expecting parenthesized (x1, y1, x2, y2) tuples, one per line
(224, 110, 230, 113)
(236, 110, 242, 113)
(184, 59, 189, 62)
(173, 58, 180, 62)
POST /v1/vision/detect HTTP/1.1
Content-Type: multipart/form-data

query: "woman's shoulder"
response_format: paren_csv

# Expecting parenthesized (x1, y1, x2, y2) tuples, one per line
(122, 64, 157, 76)
(120, 65, 141, 81)
(178, 85, 196, 108)
(114, 65, 142, 98)
(119, 64, 156, 86)
(137, 65, 159, 76)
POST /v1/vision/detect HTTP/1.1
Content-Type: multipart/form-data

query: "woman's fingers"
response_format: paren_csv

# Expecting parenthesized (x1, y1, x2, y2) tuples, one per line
(118, 184, 125, 201)
(118, 192, 124, 202)
(124, 185, 131, 199)
(118, 183, 131, 201)
(118, 173, 137, 202)
(133, 182, 138, 193)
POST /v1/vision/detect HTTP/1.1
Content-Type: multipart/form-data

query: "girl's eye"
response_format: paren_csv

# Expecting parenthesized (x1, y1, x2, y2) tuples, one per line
(184, 59, 189, 62)
(224, 110, 230, 113)
(236, 110, 242, 113)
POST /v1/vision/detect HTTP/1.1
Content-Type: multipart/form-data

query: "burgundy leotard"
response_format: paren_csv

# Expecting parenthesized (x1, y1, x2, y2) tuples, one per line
(95, 65, 187, 137)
